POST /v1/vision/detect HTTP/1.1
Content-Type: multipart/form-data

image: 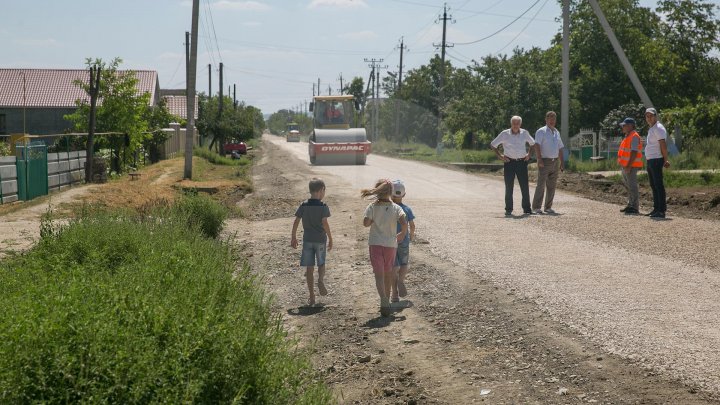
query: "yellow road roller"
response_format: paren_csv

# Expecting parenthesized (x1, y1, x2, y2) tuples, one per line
(308, 95, 371, 165)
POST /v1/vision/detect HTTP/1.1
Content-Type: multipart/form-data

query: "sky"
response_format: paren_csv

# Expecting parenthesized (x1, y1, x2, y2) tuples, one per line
(4, 0, 666, 115)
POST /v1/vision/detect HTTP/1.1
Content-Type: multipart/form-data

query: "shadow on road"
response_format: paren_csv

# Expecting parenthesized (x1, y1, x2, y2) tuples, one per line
(287, 304, 328, 316)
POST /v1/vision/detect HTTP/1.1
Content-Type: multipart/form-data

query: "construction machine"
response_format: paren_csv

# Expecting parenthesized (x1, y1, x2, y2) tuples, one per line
(286, 122, 301, 142)
(308, 95, 370, 165)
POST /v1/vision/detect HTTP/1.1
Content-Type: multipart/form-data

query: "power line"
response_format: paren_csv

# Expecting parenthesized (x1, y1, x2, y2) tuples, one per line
(204, 0, 223, 63)
(212, 36, 386, 56)
(454, 0, 542, 45)
(495, 0, 551, 54)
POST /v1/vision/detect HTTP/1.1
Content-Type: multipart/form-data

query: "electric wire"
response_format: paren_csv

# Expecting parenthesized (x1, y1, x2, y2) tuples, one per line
(454, 0, 542, 45)
(495, 0, 551, 54)
(204, 0, 223, 63)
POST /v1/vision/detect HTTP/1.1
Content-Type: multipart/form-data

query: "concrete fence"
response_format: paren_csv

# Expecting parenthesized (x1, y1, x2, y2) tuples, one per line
(0, 150, 86, 204)
(0, 156, 18, 203)
(48, 151, 87, 192)
(159, 124, 199, 160)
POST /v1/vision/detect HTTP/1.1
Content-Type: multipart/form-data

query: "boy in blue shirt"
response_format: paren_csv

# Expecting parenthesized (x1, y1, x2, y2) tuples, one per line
(391, 180, 416, 302)
(291, 178, 333, 306)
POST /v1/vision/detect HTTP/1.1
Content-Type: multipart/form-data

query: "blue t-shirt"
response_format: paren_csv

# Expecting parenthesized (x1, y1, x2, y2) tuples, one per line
(295, 199, 330, 243)
(396, 203, 415, 247)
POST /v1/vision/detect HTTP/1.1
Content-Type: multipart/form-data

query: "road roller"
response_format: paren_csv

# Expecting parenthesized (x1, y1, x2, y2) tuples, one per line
(308, 95, 371, 165)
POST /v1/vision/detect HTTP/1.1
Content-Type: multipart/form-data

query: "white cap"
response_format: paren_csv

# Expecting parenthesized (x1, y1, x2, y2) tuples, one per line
(392, 179, 405, 197)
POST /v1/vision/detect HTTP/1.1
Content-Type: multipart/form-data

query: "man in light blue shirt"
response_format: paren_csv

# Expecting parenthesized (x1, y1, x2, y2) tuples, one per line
(532, 111, 565, 214)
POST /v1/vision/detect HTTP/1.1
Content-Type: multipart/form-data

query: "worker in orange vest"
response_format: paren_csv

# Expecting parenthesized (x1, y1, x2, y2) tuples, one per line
(617, 117, 644, 215)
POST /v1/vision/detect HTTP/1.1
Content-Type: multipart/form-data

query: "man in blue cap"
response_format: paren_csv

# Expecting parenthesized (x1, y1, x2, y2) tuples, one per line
(617, 118, 643, 215)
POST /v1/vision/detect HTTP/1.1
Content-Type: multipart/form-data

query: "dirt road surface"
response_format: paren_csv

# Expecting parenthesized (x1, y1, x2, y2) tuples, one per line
(230, 134, 720, 404)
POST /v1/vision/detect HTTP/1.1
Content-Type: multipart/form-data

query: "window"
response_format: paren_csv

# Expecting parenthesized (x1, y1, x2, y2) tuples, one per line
(0, 114, 6, 134)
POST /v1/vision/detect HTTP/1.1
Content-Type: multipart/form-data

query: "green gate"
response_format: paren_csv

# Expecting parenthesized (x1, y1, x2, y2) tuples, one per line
(16, 142, 48, 201)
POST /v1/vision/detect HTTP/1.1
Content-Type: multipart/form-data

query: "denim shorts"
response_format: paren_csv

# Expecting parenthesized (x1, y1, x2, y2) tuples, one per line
(300, 241, 326, 267)
(394, 244, 410, 267)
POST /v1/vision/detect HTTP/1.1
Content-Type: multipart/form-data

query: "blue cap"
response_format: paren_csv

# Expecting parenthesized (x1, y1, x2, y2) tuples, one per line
(620, 117, 636, 126)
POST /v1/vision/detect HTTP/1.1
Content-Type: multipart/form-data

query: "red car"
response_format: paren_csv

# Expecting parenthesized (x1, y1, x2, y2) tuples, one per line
(224, 141, 247, 155)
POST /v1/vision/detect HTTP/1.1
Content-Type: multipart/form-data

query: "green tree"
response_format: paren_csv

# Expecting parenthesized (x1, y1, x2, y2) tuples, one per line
(143, 98, 177, 163)
(65, 57, 155, 173)
(197, 96, 263, 153)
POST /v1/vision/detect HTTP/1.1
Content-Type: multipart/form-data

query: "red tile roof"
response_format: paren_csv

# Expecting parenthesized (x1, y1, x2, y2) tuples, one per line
(162, 95, 199, 120)
(0, 68, 158, 108)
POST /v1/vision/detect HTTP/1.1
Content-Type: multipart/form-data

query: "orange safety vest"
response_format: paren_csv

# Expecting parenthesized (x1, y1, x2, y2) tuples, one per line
(617, 131, 643, 168)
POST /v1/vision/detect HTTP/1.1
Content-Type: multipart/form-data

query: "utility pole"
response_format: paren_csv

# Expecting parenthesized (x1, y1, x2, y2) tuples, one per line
(364, 58, 387, 141)
(338, 72, 344, 95)
(433, 3, 454, 153)
(208, 63, 212, 97)
(328, 85, 332, 96)
(233, 84, 237, 109)
(318, 78, 321, 97)
(395, 37, 408, 141)
(85, 65, 101, 183)
(587, 0, 653, 108)
(312, 83, 316, 97)
(561, 0, 569, 153)
(218, 62, 224, 153)
(184, 0, 199, 179)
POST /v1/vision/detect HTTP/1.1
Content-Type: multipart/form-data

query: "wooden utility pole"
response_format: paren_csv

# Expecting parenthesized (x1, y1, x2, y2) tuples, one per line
(85, 64, 101, 183)
(338, 73, 344, 94)
(233, 84, 237, 109)
(208, 64, 212, 97)
(184, 0, 199, 179)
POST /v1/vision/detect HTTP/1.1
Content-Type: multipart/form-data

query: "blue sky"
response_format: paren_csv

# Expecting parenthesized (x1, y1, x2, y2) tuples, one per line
(4, 0, 662, 114)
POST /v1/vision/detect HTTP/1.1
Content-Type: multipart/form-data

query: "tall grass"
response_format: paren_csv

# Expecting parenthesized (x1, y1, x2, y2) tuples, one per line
(0, 201, 331, 404)
(194, 147, 250, 166)
(607, 170, 720, 188)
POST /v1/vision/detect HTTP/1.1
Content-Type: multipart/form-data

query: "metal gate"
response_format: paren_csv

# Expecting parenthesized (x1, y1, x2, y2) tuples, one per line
(16, 142, 48, 201)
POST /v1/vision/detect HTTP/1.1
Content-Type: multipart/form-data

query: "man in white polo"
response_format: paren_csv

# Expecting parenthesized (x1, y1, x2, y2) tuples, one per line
(532, 111, 565, 214)
(644, 107, 670, 218)
(491, 115, 536, 216)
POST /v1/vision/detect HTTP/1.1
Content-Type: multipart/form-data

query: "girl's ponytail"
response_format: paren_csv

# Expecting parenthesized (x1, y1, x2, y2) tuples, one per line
(361, 179, 393, 199)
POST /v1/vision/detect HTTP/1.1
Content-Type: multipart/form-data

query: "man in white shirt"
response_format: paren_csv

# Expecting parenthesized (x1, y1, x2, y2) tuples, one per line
(644, 107, 670, 218)
(532, 111, 565, 214)
(490, 115, 536, 216)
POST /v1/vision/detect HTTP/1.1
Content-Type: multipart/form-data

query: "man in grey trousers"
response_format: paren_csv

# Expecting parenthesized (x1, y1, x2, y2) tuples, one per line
(532, 111, 565, 214)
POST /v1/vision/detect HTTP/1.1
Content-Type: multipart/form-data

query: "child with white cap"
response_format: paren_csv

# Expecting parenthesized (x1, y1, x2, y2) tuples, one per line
(390, 180, 416, 302)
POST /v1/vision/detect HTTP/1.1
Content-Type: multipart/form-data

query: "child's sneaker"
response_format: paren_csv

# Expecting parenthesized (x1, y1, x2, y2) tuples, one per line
(380, 297, 391, 316)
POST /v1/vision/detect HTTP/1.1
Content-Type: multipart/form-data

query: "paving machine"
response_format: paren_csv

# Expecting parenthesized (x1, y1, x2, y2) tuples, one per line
(308, 95, 370, 165)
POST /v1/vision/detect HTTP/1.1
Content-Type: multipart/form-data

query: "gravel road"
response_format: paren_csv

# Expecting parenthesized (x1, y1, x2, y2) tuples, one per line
(267, 134, 720, 396)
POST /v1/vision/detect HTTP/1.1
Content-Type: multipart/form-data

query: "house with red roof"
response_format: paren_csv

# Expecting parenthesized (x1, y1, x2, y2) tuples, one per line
(0, 68, 160, 136)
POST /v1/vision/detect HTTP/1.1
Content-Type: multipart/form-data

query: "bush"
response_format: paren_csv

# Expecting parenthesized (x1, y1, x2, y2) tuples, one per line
(193, 147, 250, 166)
(174, 191, 228, 238)
(0, 209, 331, 404)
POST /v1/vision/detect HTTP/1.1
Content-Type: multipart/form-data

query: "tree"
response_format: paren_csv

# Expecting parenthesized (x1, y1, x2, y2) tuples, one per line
(196, 96, 264, 153)
(65, 58, 153, 173)
(657, 0, 720, 102)
(143, 98, 177, 163)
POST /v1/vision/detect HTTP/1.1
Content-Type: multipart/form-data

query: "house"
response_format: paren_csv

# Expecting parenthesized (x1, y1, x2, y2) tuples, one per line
(159, 89, 198, 121)
(0, 68, 160, 136)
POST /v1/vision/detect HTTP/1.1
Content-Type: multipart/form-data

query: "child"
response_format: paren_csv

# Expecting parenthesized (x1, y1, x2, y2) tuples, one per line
(390, 180, 415, 302)
(291, 178, 333, 306)
(361, 179, 408, 316)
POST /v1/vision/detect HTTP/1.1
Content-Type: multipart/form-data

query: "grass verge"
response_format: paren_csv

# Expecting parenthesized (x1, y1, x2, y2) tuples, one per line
(607, 170, 720, 188)
(0, 196, 331, 404)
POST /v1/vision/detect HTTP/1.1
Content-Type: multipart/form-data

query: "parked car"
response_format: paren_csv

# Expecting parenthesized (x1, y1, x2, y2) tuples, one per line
(224, 141, 247, 155)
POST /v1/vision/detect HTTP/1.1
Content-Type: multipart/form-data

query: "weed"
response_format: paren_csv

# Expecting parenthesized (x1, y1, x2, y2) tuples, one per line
(0, 206, 331, 404)
(194, 147, 250, 166)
